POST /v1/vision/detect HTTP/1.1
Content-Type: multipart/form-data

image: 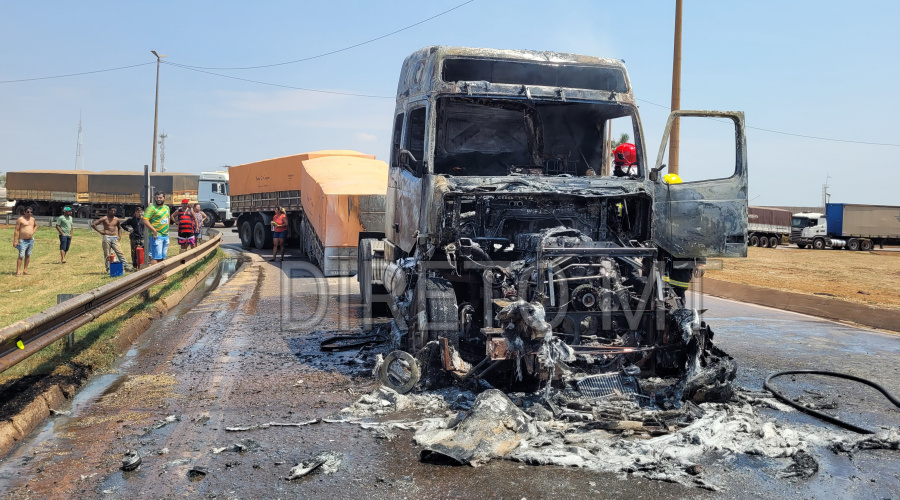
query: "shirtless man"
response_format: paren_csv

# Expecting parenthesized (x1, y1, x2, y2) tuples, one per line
(13, 207, 37, 276)
(91, 207, 133, 273)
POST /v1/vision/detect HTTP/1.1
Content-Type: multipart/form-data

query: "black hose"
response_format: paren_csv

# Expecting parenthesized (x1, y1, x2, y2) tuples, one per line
(764, 369, 900, 434)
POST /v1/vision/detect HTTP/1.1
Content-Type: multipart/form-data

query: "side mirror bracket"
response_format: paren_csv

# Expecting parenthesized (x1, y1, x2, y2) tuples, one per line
(649, 163, 667, 182)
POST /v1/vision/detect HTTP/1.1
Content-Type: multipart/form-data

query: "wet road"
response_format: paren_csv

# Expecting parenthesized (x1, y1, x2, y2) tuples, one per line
(0, 236, 897, 499)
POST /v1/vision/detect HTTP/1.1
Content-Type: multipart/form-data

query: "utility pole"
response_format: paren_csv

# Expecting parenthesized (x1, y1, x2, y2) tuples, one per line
(150, 50, 166, 173)
(669, 0, 683, 176)
(74, 113, 84, 170)
(158, 131, 168, 172)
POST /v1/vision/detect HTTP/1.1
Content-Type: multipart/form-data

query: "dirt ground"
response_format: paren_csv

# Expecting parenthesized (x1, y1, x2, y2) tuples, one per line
(706, 246, 900, 310)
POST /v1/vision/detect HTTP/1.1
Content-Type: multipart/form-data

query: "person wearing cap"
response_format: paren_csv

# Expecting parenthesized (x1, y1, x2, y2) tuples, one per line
(55, 207, 74, 264)
(174, 198, 197, 253)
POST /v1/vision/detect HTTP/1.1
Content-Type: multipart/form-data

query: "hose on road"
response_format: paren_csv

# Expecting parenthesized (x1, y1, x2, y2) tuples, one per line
(764, 369, 900, 434)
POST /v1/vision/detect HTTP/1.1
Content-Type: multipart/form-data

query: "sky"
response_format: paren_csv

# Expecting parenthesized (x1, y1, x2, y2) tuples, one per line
(1, 0, 898, 207)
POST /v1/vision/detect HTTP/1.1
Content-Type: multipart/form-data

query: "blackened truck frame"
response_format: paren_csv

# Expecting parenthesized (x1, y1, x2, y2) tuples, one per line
(354, 46, 747, 386)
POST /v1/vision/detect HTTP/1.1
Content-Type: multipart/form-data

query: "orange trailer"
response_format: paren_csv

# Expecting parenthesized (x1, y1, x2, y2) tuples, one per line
(230, 150, 388, 276)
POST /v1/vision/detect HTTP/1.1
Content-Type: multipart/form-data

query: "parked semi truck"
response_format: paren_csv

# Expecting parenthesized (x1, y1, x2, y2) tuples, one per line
(351, 46, 747, 396)
(199, 171, 234, 228)
(229, 151, 388, 276)
(747, 206, 791, 248)
(6, 170, 198, 218)
(790, 203, 900, 250)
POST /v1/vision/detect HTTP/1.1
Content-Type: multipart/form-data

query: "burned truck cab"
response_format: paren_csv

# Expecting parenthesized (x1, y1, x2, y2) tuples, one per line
(360, 46, 747, 398)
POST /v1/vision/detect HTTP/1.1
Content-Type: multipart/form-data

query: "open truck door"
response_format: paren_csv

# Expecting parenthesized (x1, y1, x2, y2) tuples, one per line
(650, 110, 748, 258)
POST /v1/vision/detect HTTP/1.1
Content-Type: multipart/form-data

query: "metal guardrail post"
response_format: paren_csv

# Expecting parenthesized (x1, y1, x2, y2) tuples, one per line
(57, 294, 79, 348)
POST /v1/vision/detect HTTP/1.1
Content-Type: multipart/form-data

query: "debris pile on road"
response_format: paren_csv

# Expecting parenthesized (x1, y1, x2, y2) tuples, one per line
(286, 451, 343, 481)
(333, 382, 853, 490)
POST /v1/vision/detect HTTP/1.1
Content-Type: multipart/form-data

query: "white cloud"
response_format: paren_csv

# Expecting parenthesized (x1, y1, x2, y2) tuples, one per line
(354, 132, 377, 142)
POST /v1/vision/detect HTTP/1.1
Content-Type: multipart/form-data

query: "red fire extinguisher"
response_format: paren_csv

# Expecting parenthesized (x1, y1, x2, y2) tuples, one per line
(136, 246, 145, 269)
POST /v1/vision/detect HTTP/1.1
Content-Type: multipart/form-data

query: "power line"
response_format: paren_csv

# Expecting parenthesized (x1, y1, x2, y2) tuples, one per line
(171, 0, 475, 71)
(635, 97, 900, 147)
(0, 62, 154, 84)
(162, 61, 394, 99)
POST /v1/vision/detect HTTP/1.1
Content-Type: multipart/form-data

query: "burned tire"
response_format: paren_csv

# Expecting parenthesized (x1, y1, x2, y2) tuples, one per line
(425, 277, 459, 347)
(239, 220, 253, 249)
(379, 350, 420, 394)
(749, 235, 759, 247)
(796, 243, 807, 249)
(813, 238, 826, 250)
(847, 238, 860, 251)
(860, 239, 874, 251)
(253, 221, 273, 250)
(768, 236, 780, 248)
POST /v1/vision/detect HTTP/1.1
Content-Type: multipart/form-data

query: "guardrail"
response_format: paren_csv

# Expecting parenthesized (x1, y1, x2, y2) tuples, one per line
(0, 230, 222, 373)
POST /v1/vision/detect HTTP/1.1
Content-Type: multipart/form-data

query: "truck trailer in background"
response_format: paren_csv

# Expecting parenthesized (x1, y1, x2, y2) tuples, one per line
(790, 203, 900, 250)
(199, 171, 234, 228)
(748, 206, 791, 248)
(229, 151, 388, 276)
(6, 170, 199, 218)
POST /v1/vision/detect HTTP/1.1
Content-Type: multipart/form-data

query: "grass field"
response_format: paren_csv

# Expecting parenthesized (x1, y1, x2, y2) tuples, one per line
(0, 224, 179, 327)
(706, 246, 900, 310)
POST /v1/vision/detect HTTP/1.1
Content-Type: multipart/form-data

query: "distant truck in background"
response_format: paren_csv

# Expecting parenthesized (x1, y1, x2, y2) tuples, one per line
(198, 171, 234, 228)
(748, 206, 791, 248)
(790, 203, 900, 250)
(6, 170, 198, 218)
(229, 151, 388, 276)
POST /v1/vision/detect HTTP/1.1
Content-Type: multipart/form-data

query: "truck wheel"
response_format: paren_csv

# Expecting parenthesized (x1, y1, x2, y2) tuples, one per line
(759, 236, 770, 248)
(847, 238, 860, 251)
(13, 204, 26, 216)
(76, 206, 91, 219)
(860, 239, 874, 251)
(813, 238, 826, 250)
(749, 235, 759, 247)
(203, 210, 217, 228)
(425, 277, 459, 347)
(768, 236, 779, 248)
(359, 239, 389, 318)
(253, 221, 273, 249)
(239, 221, 253, 249)
(222, 220, 235, 228)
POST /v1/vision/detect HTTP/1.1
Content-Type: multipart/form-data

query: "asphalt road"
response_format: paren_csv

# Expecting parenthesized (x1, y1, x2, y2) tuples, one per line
(0, 232, 897, 499)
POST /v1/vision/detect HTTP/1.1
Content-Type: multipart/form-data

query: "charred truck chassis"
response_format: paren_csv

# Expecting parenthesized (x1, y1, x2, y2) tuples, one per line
(359, 46, 748, 403)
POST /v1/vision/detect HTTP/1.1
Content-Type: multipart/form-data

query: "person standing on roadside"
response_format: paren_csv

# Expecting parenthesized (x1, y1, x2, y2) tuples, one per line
(271, 206, 288, 262)
(55, 206, 74, 264)
(13, 207, 37, 276)
(174, 199, 197, 253)
(91, 207, 133, 273)
(143, 192, 170, 265)
(192, 203, 206, 246)
(121, 206, 146, 269)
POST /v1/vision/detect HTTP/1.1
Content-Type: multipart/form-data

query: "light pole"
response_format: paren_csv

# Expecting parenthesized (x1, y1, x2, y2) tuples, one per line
(150, 50, 166, 173)
(669, 0, 683, 176)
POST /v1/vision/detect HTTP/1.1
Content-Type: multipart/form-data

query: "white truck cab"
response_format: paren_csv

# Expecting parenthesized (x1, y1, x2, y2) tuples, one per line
(199, 171, 234, 227)
(790, 212, 843, 249)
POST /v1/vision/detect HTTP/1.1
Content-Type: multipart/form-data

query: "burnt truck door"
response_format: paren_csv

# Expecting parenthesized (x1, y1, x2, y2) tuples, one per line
(650, 110, 748, 258)
(393, 104, 428, 254)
